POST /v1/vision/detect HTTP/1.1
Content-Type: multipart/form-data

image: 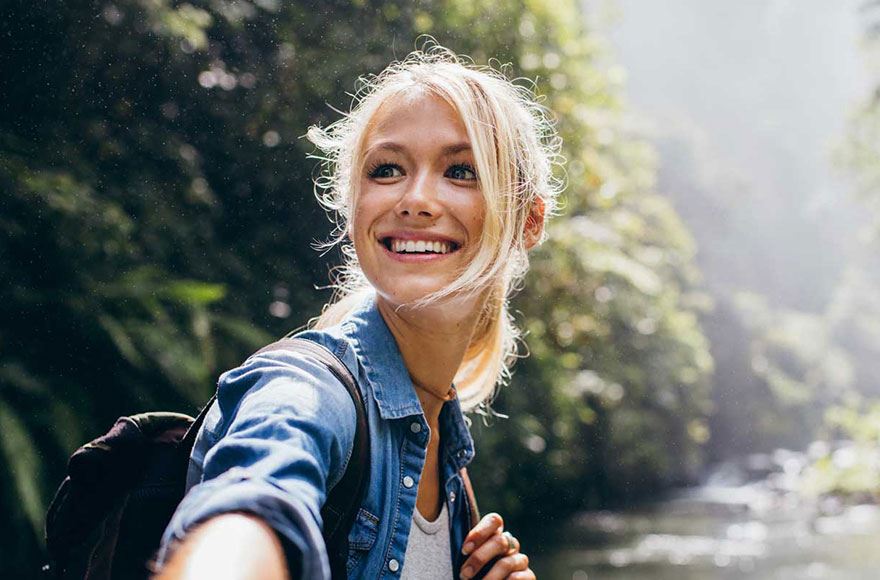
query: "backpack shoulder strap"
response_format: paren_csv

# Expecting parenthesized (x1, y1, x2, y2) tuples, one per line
(251, 337, 369, 578)
(181, 395, 215, 450)
(460, 466, 480, 528)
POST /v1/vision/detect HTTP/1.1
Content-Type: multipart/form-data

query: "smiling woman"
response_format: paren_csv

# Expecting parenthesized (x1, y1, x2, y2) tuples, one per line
(155, 44, 563, 580)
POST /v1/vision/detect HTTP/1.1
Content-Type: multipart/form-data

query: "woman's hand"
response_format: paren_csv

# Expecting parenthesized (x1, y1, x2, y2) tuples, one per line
(459, 513, 534, 579)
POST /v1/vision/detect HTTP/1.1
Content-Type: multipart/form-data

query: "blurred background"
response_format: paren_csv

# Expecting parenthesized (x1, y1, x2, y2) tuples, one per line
(3, 0, 880, 578)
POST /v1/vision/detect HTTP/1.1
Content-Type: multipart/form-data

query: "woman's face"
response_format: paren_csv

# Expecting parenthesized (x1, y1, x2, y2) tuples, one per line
(352, 91, 486, 310)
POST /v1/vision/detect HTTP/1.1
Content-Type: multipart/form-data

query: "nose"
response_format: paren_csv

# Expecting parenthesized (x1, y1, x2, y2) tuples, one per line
(395, 171, 441, 220)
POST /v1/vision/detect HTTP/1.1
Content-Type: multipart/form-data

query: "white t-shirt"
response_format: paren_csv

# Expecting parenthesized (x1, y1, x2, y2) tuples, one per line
(400, 503, 454, 579)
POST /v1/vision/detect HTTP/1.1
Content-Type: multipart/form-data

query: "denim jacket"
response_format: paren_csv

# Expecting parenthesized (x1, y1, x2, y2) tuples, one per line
(158, 293, 477, 578)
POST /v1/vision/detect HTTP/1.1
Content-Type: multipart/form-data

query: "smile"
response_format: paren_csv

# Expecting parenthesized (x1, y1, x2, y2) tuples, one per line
(380, 237, 461, 255)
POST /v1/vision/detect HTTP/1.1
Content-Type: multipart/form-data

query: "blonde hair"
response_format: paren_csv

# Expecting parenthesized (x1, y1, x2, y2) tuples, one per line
(306, 42, 563, 412)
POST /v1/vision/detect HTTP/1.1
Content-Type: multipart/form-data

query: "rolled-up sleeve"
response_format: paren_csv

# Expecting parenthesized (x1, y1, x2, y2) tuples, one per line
(157, 348, 358, 579)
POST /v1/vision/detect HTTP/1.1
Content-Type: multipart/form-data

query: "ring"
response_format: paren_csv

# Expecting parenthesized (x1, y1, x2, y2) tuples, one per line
(502, 531, 518, 553)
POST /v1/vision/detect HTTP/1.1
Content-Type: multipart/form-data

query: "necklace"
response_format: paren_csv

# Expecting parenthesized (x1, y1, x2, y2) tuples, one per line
(413, 381, 458, 403)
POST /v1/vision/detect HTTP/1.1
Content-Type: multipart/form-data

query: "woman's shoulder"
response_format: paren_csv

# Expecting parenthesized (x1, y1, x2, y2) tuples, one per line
(188, 325, 364, 488)
(213, 325, 361, 429)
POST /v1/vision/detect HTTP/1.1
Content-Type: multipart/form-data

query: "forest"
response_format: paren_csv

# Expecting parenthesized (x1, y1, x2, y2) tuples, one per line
(3, 0, 880, 577)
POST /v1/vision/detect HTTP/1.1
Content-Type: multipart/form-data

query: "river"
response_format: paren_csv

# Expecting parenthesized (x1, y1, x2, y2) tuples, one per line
(531, 455, 880, 579)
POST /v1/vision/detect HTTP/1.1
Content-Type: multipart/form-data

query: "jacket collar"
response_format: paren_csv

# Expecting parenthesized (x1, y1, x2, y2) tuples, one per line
(344, 293, 425, 421)
(344, 293, 475, 466)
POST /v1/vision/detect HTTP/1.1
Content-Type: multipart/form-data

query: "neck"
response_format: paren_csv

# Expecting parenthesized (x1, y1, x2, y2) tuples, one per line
(376, 294, 482, 423)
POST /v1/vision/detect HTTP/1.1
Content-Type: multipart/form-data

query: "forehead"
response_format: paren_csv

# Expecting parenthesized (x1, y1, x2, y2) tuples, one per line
(363, 90, 470, 151)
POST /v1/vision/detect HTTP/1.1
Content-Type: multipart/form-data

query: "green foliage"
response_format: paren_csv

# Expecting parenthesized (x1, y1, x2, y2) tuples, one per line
(803, 4, 880, 504)
(703, 261, 880, 458)
(0, 401, 44, 540)
(801, 400, 880, 501)
(838, 101, 880, 212)
(837, 2, 880, 234)
(836, 5, 880, 243)
(728, 291, 857, 442)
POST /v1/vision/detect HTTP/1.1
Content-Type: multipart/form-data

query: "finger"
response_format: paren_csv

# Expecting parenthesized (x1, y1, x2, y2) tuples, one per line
(460, 532, 509, 579)
(506, 570, 536, 580)
(502, 531, 520, 554)
(482, 553, 530, 580)
(462, 513, 504, 555)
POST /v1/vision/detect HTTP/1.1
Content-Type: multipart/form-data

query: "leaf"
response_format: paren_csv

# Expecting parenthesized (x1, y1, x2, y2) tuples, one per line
(0, 399, 44, 542)
(212, 314, 275, 347)
(161, 280, 227, 306)
(97, 313, 146, 367)
(0, 362, 46, 395)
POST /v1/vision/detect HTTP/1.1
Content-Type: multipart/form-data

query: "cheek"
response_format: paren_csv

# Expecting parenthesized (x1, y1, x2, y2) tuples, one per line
(351, 188, 378, 239)
(458, 202, 486, 262)
(466, 198, 487, 236)
(349, 210, 373, 258)
(471, 210, 484, 230)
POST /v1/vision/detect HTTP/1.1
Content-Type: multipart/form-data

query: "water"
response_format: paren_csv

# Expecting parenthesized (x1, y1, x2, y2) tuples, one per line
(532, 457, 880, 579)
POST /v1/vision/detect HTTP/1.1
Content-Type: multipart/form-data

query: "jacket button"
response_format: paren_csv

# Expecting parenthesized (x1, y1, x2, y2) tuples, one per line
(388, 559, 400, 572)
(449, 491, 456, 502)
(410, 422, 422, 433)
(403, 475, 415, 488)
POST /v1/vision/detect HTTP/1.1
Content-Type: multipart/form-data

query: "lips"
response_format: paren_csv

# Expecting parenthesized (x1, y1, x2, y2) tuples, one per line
(376, 230, 462, 264)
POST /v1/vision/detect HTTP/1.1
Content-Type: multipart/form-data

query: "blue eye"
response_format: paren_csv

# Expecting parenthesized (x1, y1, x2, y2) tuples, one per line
(368, 163, 404, 179)
(446, 164, 477, 181)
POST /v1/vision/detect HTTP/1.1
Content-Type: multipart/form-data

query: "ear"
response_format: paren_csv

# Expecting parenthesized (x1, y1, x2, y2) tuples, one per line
(523, 196, 545, 250)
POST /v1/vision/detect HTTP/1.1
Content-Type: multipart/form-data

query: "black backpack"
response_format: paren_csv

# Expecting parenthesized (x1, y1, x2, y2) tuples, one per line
(43, 338, 370, 580)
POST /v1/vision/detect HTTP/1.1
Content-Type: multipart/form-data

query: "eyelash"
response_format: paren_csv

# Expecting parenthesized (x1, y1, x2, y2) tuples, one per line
(366, 161, 402, 179)
(447, 163, 478, 180)
(366, 161, 478, 180)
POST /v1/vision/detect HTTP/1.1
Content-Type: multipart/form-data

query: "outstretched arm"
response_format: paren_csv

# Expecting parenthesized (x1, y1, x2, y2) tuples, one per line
(156, 513, 290, 580)
(155, 349, 357, 579)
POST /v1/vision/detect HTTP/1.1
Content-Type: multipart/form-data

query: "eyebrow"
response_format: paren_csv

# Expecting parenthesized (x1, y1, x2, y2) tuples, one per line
(365, 141, 472, 157)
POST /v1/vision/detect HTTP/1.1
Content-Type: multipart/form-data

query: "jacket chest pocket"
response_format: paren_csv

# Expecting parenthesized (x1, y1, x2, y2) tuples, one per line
(346, 507, 380, 575)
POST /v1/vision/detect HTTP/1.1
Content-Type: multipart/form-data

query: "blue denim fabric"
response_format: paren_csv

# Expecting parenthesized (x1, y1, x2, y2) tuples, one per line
(158, 293, 477, 579)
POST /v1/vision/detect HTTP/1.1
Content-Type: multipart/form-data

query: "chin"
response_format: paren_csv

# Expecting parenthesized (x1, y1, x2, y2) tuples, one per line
(375, 281, 485, 317)
(375, 283, 449, 308)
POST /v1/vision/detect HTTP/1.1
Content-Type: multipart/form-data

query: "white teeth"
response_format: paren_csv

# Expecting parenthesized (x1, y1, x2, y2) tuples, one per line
(388, 239, 454, 254)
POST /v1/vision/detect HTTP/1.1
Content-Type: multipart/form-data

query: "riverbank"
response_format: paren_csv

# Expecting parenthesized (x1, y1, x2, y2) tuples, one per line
(531, 450, 880, 579)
